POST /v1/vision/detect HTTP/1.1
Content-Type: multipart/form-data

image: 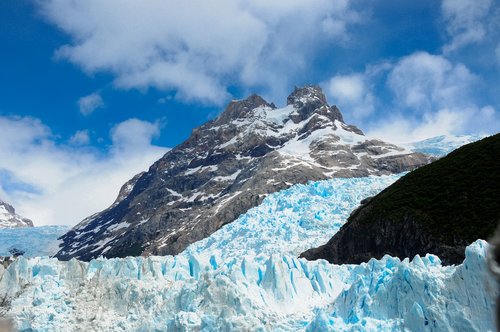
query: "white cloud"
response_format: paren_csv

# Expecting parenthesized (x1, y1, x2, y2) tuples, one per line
(111, 119, 160, 149)
(37, 0, 364, 104)
(387, 52, 478, 112)
(0, 116, 169, 226)
(78, 92, 103, 115)
(322, 51, 499, 142)
(368, 106, 498, 143)
(327, 75, 364, 102)
(364, 51, 499, 142)
(68, 130, 90, 145)
(324, 73, 375, 119)
(441, 0, 492, 52)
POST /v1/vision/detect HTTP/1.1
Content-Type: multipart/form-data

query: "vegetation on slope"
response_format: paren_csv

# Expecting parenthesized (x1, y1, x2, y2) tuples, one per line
(360, 133, 500, 244)
(302, 133, 500, 264)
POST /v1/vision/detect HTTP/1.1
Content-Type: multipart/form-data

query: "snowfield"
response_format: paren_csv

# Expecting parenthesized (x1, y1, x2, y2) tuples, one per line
(0, 170, 497, 331)
(404, 134, 483, 157)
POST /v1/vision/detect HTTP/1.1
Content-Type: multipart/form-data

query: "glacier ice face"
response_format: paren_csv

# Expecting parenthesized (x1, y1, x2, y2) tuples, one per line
(185, 175, 402, 261)
(307, 240, 497, 331)
(405, 134, 483, 157)
(0, 240, 496, 331)
(0, 253, 345, 331)
(0, 226, 69, 257)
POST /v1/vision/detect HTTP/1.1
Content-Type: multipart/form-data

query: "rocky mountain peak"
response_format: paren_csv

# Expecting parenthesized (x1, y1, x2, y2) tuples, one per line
(56, 85, 432, 261)
(113, 172, 145, 206)
(216, 94, 274, 124)
(215, 85, 343, 127)
(286, 85, 344, 123)
(0, 200, 33, 228)
(286, 85, 327, 105)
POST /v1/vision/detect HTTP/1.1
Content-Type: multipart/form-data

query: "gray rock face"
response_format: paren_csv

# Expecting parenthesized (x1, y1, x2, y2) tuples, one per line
(0, 201, 33, 228)
(56, 85, 432, 261)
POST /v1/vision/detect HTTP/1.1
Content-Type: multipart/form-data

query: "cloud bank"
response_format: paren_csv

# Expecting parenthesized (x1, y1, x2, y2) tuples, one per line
(37, 0, 363, 105)
(324, 51, 499, 143)
(0, 116, 168, 226)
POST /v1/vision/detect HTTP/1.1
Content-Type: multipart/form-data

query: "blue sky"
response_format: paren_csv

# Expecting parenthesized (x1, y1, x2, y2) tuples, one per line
(0, 0, 499, 225)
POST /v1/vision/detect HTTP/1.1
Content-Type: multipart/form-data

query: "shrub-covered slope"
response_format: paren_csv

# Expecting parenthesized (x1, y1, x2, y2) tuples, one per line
(302, 133, 500, 265)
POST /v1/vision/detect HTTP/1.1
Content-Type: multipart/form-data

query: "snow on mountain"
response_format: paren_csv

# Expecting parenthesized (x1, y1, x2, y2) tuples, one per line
(405, 134, 483, 157)
(0, 240, 495, 331)
(0, 200, 33, 229)
(57, 86, 431, 261)
(0, 226, 69, 257)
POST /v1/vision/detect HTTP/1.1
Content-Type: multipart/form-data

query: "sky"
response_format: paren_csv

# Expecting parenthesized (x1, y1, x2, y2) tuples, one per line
(0, 0, 499, 226)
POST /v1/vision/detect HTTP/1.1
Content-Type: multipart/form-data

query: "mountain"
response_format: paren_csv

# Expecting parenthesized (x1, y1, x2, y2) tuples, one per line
(0, 136, 495, 331)
(0, 200, 33, 229)
(56, 86, 432, 261)
(301, 134, 500, 265)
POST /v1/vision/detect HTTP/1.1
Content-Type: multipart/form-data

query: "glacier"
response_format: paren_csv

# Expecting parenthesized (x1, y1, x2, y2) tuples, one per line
(0, 240, 495, 331)
(0, 172, 497, 331)
(0, 226, 68, 257)
(185, 175, 402, 261)
(404, 134, 483, 157)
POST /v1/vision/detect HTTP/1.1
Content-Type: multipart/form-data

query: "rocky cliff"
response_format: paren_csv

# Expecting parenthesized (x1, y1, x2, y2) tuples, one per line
(56, 86, 432, 261)
(301, 134, 500, 265)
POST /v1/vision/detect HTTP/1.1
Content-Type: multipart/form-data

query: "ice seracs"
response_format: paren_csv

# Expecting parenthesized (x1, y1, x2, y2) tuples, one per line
(184, 174, 402, 261)
(0, 241, 495, 331)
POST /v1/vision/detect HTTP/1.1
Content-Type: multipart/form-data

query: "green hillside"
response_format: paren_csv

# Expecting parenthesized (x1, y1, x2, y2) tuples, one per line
(302, 133, 500, 265)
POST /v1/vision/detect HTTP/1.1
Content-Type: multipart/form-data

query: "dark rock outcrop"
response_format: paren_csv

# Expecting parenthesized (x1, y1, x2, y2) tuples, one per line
(56, 85, 432, 261)
(301, 134, 500, 265)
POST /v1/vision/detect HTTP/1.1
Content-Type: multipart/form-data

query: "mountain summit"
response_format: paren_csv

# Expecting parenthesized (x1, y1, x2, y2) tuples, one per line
(56, 85, 432, 260)
(0, 200, 33, 229)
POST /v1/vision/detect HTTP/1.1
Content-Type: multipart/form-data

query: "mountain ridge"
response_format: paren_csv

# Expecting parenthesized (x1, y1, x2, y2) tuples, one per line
(301, 133, 500, 265)
(56, 85, 432, 261)
(0, 200, 33, 229)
